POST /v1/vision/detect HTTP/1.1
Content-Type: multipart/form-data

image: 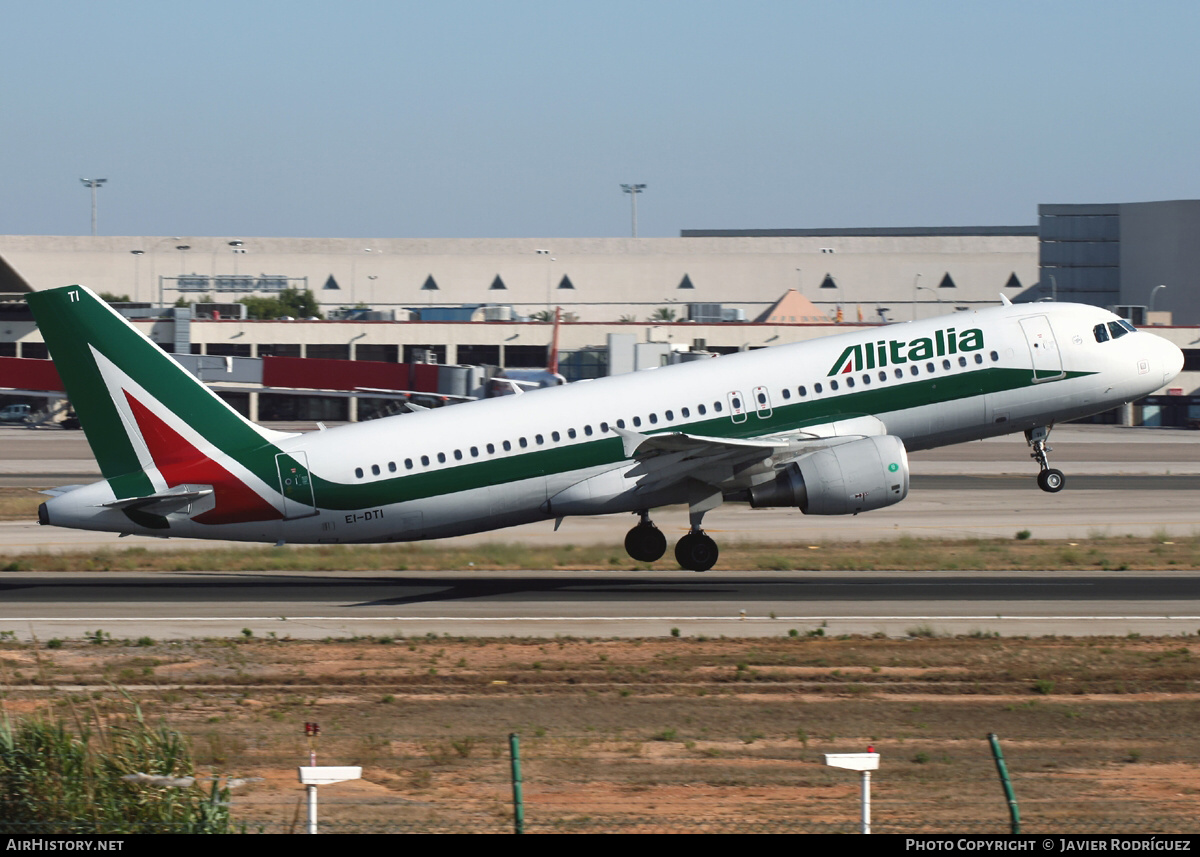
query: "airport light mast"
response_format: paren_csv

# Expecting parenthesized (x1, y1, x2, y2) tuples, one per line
(621, 183, 646, 238)
(80, 178, 107, 236)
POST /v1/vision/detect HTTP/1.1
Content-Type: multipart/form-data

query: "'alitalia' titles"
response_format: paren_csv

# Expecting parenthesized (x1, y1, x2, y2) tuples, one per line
(828, 327, 984, 376)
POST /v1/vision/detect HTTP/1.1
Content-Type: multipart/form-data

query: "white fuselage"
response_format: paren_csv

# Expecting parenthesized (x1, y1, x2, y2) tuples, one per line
(44, 302, 1183, 545)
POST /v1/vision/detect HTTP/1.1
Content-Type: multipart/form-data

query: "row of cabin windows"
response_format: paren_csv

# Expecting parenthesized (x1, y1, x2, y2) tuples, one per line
(352, 349, 1001, 479)
(787, 350, 1000, 398)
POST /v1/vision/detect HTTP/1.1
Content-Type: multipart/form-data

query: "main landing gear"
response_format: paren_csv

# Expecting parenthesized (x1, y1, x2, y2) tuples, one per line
(624, 511, 667, 562)
(624, 510, 720, 572)
(1026, 426, 1065, 493)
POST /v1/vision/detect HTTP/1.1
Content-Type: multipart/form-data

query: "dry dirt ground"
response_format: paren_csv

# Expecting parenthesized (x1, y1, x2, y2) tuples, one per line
(3, 633, 1200, 833)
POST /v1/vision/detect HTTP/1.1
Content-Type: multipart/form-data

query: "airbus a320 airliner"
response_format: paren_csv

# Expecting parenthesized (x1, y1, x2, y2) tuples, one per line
(31, 285, 1183, 571)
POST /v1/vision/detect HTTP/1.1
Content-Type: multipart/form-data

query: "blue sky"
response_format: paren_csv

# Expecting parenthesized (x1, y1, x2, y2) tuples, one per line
(4, 0, 1199, 238)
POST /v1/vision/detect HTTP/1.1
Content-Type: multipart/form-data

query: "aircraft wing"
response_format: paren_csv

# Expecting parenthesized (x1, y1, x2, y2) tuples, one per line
(614, 415, 890, 494)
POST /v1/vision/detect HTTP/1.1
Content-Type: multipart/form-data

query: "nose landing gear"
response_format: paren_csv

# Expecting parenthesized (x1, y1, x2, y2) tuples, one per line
(1026, 426, 1065, 493)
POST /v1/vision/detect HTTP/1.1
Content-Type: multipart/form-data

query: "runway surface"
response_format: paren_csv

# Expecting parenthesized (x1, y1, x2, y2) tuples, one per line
(2, 423, 1198, 639)
(1, 569, 1198, 640)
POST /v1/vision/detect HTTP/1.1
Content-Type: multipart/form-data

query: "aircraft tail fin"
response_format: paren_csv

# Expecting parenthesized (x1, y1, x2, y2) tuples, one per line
(27, 285, 291, 500)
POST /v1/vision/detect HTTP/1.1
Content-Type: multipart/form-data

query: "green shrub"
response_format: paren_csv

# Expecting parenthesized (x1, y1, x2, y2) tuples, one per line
(0, 700, 230, 834)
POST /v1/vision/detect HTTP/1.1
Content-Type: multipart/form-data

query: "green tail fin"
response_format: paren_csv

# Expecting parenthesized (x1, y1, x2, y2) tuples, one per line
(28, 285, 282, 498)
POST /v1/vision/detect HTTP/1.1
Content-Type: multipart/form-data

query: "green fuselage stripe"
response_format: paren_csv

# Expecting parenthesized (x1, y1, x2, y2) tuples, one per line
(289, 365, 1094, 511)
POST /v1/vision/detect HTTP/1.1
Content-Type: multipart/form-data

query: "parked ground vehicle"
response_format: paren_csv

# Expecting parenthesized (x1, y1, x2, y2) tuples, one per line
(0, 403, 32, 423)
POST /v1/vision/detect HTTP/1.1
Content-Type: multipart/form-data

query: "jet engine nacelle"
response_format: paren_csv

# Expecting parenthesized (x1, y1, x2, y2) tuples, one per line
(748, 435, 909, 515)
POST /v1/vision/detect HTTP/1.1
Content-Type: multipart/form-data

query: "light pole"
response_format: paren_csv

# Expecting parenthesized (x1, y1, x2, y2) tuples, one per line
(80, 178, 107, 236)
(916, 285, 939, 315)
(536, 249, 555, 314)
(911, 273, 922, 320)
(620, 184, 646, 238)
(1150, 284, 1167, 312)
(130, 250, 144, 301)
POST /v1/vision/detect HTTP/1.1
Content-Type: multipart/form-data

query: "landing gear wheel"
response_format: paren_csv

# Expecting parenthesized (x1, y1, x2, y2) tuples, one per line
(675, 531, 719, 572)
(625, 523, 667, 562)
(1037, 468, 1065, 493)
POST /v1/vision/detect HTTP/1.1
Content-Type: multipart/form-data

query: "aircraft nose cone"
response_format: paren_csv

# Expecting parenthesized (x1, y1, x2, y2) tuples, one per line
(1164, 339, 1184, 385)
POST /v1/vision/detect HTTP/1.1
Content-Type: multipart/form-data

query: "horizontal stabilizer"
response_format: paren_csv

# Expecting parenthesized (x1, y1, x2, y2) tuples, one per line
(102, 485, 213, 516)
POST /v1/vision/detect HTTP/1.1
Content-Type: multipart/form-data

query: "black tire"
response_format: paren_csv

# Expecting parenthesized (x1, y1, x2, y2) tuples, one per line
(624, 523, 667, 562)
(1037, 468, 1065, 493)
(674, 532, 719, 572)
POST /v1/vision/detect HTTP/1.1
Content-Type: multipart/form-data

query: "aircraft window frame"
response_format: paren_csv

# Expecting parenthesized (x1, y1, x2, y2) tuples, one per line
(798, 385, 807, 397)
(649, 413, 658, 424)
(862, 374, 871, 385)
(600, 422, 609, 432)
(958, 356, 967, 367)
(584, 425, 593, 436)
(974, 353, 983, 364)
(665, 410, 674, 421)
(616, 418, 626, 429)
(535, 434, 544, 445)
(781, 389, 791, 400)
(697, 404, 707, 415)
(1108, 321, 1132, 340)
(486, 443, 495, 455)
(943, 359, 952, 370)
(813, 383, 823, 394)
(437, 452, 446, 464)
(568, 427, 577, 438)
(632, 416, 642, 427)
(518, 437, 528, 448)
(990, 351, 999, 361)
(421, 455, 430, 466)
(845, 377, 855, 388)
(830, 380, 839, 391)
(502, 441, 511, 452)
(454, 449, 463, 460)
(405, 458, 413, 470)
(910, 365, 919, 376)
(552, 431, 561, 442)
(1119, 319, 1137, 333)
(714, 401, 723, 412)
(388, 461, 397, 473)
(370, 464, 380, 476)
(894, 368, 902, 379)
(879, 371, 887, 382)
(355, 467, 364, 479)
(470, 447, 479, 458)
(1094, 323, 1110, 343)
(680, 407, 690, 418)
(927, 362, 936, 372)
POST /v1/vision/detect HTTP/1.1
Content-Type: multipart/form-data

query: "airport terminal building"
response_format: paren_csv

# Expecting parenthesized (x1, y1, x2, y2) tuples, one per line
(0, 198, 1197, 424)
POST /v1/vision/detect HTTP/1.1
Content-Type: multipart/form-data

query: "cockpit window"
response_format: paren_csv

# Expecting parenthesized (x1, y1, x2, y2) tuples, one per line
(1093, 323, 1110, 343)
(1108, 320, 1132, 340)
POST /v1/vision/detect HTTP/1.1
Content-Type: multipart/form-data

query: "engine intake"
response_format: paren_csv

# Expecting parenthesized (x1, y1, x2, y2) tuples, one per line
(749, 435, 909, 515)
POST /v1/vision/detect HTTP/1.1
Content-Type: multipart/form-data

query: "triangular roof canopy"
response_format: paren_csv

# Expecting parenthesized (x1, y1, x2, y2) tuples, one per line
(754, 289, 834, 324)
